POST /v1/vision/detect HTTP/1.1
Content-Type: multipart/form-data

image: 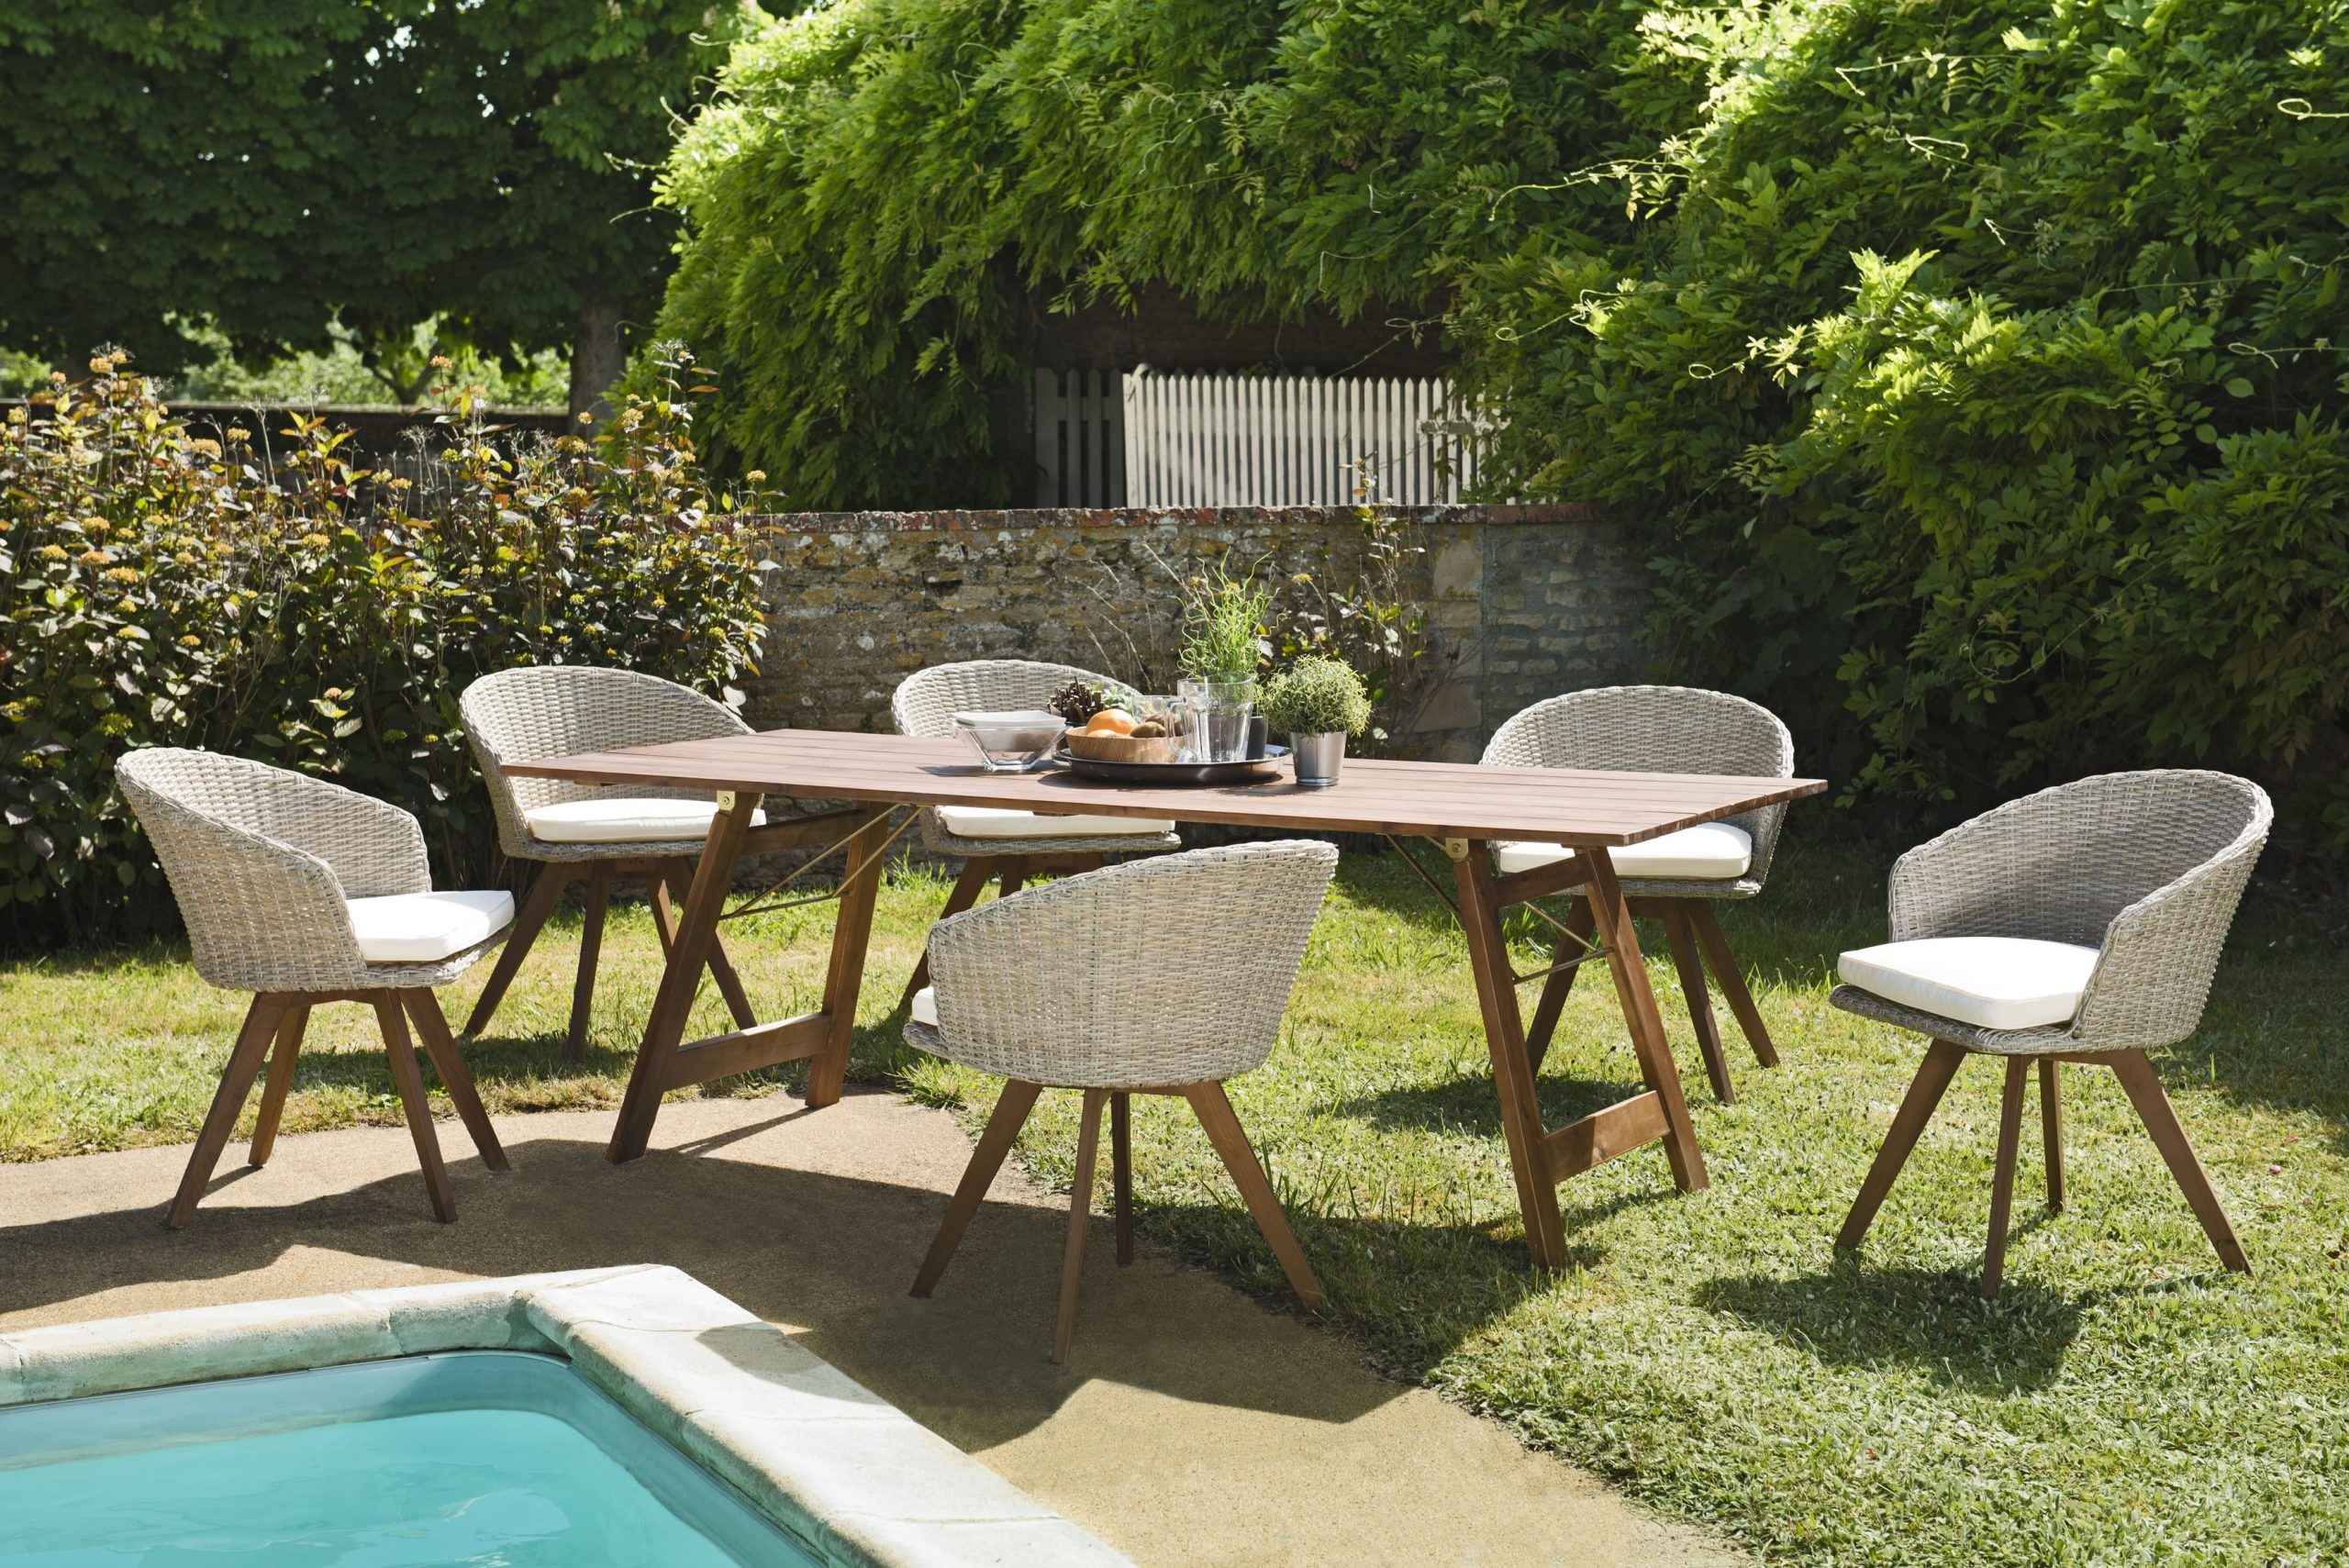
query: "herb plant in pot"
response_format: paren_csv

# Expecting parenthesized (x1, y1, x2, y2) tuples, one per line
(1178, 562, 1273, 762)
(1259, 657, 1372, 788)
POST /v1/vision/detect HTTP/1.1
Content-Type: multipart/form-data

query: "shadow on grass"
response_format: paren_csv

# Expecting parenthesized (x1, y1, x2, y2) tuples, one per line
(1330, 1068, 1653, 1140)
(1693, 1258, 2110, 1393)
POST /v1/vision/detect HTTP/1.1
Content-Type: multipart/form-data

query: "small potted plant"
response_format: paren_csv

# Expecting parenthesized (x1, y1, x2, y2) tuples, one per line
(1258, 656, 1371, 788)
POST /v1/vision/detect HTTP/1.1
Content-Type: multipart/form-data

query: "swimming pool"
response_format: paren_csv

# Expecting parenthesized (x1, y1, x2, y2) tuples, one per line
(0, 1351, 820, 1566)
(0, 1268, 1130, 1568)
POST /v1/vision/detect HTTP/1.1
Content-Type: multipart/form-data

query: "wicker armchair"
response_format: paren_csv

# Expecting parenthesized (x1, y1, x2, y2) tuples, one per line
(1482, 684, 1798, 1102)
(462, 665, 771, 1056)
(889, 659, 1181, 1008)
(1832, 771, 2272, 1296)
(904, 842, 1336, 1362)
(117, 749, 511, 1225)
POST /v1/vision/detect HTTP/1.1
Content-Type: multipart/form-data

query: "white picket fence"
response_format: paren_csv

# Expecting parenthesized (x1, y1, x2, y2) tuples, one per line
(1030, 367, 1483, 507)
(1119, 368, 1479, 506)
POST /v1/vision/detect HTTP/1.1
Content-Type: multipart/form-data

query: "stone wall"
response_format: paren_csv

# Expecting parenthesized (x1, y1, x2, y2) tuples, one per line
(745, 504, 1651, 762)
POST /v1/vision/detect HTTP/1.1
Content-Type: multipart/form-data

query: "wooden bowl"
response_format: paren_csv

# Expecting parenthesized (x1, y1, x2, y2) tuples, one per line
(1064, 729, 1186, 764)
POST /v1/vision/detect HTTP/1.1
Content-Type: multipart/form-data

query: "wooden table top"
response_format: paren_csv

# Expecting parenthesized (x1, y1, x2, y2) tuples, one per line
(506, 728, 1826, 847)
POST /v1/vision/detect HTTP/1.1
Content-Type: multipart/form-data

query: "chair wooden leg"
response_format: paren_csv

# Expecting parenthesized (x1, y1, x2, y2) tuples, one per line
(900, 860, 993, 1012)
(993, 856, 1031, 902)
(2040, 1059, 2065, 1213)
(1838, 1040, 1967, 1251)
(247, 1002, 312, 1167)
(1523, 896, 1595, 1074)
(462, 863, 568, 1038)
(1184, 1083, 1324, 1310)
(1982, 1057, 2030, 1299)
(1111, 1092, 1133, 1266)
(648, 865, 679, 953)
(2109, 1050, 2251, 1275)
(912, 1079, 1042, 1297)
(566, 861, 614, 1060)
(1055, 1089, 1109, 1365)
(403, 988, 511, 1172)
(1687, 902, 1779, 1069)
(1658, 903, 1735, 1104)
(166, 994, 286, 1227)
(373, 993, 456, 1223)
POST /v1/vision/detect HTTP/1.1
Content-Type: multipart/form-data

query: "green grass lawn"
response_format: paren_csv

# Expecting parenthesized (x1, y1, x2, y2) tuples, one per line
(4, 831, 2345, 1565)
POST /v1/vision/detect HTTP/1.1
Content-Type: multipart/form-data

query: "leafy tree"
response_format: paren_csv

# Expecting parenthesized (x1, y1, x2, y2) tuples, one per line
(0, 0, 767, 412)
(655, 0, 2349, 845)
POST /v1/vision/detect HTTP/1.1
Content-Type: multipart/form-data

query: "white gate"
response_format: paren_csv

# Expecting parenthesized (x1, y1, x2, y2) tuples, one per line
(1119, 368, 1479, 506)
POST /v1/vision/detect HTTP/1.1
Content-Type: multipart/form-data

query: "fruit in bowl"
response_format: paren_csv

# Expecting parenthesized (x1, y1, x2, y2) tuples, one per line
(1065, 702, 1184, 762)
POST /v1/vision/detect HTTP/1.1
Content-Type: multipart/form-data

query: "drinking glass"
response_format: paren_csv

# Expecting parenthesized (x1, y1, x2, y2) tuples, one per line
(1178, 677, 1256, 763)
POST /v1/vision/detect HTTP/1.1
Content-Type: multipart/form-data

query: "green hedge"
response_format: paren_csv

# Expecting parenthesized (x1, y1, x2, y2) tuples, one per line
(0, 350, 771, 950)
(651, 0, 2349, 844)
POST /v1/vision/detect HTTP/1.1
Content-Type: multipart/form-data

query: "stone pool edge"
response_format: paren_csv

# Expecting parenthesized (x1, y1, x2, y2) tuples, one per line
(0, 1264, 1130, 1568)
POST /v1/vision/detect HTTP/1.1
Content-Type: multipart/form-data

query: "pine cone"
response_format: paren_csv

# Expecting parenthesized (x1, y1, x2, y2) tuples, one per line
(1048, 680, 1108, 724)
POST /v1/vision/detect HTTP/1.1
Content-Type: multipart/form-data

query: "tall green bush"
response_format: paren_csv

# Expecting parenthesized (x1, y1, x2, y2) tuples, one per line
(0, 350, 771, 950)
(1470, 0, 2349, 834)
(653, 0, 2348, 843)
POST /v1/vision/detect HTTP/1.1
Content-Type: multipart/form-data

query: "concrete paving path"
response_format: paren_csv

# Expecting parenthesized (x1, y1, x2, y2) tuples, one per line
(0, 1090, 1748, 1567)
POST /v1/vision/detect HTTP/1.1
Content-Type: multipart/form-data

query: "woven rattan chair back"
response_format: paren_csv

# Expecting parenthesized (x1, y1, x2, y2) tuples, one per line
(1889, 770, 2271, 951)
(1483, 684, 1797, 883)
(891, 659, 1119, 740)
(919, 840, 1338, 1089)
(462, 666, 751, 859)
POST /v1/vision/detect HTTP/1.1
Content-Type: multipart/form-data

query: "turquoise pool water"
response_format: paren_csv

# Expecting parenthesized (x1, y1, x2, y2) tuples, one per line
(0, 1351, 822, 1566)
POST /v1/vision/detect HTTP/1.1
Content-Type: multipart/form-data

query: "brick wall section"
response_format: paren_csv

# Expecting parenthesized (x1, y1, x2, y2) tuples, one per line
(744, 504, 1652, 762)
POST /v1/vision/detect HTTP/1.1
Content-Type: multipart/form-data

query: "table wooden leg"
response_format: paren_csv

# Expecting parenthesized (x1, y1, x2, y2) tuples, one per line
(1584, 851, 1708, 1193)
(807, 810, 889, 1108)
(607, 795, 762, 1163)
(1453, 840, 1570, 1269)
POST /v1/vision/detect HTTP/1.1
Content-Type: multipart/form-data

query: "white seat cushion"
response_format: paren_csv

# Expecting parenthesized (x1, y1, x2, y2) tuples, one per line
(347, 890, 516, 963)
(1494, 821, 1753, 880)
(1838, 937, 2101, 1032)
(525, 797, 767, 844)
(910, 985, 941, 1029)
(933, 805, 1175, 840)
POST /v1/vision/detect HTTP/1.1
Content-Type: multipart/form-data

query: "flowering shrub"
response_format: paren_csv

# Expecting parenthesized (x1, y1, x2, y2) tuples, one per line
(0, 349, 772, 949)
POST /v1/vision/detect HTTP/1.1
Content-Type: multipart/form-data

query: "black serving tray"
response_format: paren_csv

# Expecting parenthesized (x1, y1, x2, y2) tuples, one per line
(1051, 745, 1286, 786)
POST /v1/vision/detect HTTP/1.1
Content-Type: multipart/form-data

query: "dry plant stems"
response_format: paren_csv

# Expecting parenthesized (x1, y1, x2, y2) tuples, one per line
(1275, 507, 1460, 756)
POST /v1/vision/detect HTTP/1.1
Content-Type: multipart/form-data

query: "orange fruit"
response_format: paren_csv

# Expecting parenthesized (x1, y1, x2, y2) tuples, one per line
(1084, 709, 1140, 736)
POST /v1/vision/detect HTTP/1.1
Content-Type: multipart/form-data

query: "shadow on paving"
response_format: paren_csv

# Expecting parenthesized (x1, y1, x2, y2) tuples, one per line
(0, 1117, 1431, 1452)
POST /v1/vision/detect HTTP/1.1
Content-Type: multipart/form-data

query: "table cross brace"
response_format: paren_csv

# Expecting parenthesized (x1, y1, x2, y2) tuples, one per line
(718, 801, 920, 924)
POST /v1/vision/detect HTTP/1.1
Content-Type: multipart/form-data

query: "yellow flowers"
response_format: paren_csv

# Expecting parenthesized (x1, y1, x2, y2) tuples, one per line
(75, 549, 108, 567)
(299, 532, 331, 549)
(38, 544, 68, 562)
(103, 567, 141, 584)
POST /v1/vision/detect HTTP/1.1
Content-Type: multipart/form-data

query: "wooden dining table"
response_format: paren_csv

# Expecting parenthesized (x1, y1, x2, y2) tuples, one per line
(505, 728, 1824, 1267)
